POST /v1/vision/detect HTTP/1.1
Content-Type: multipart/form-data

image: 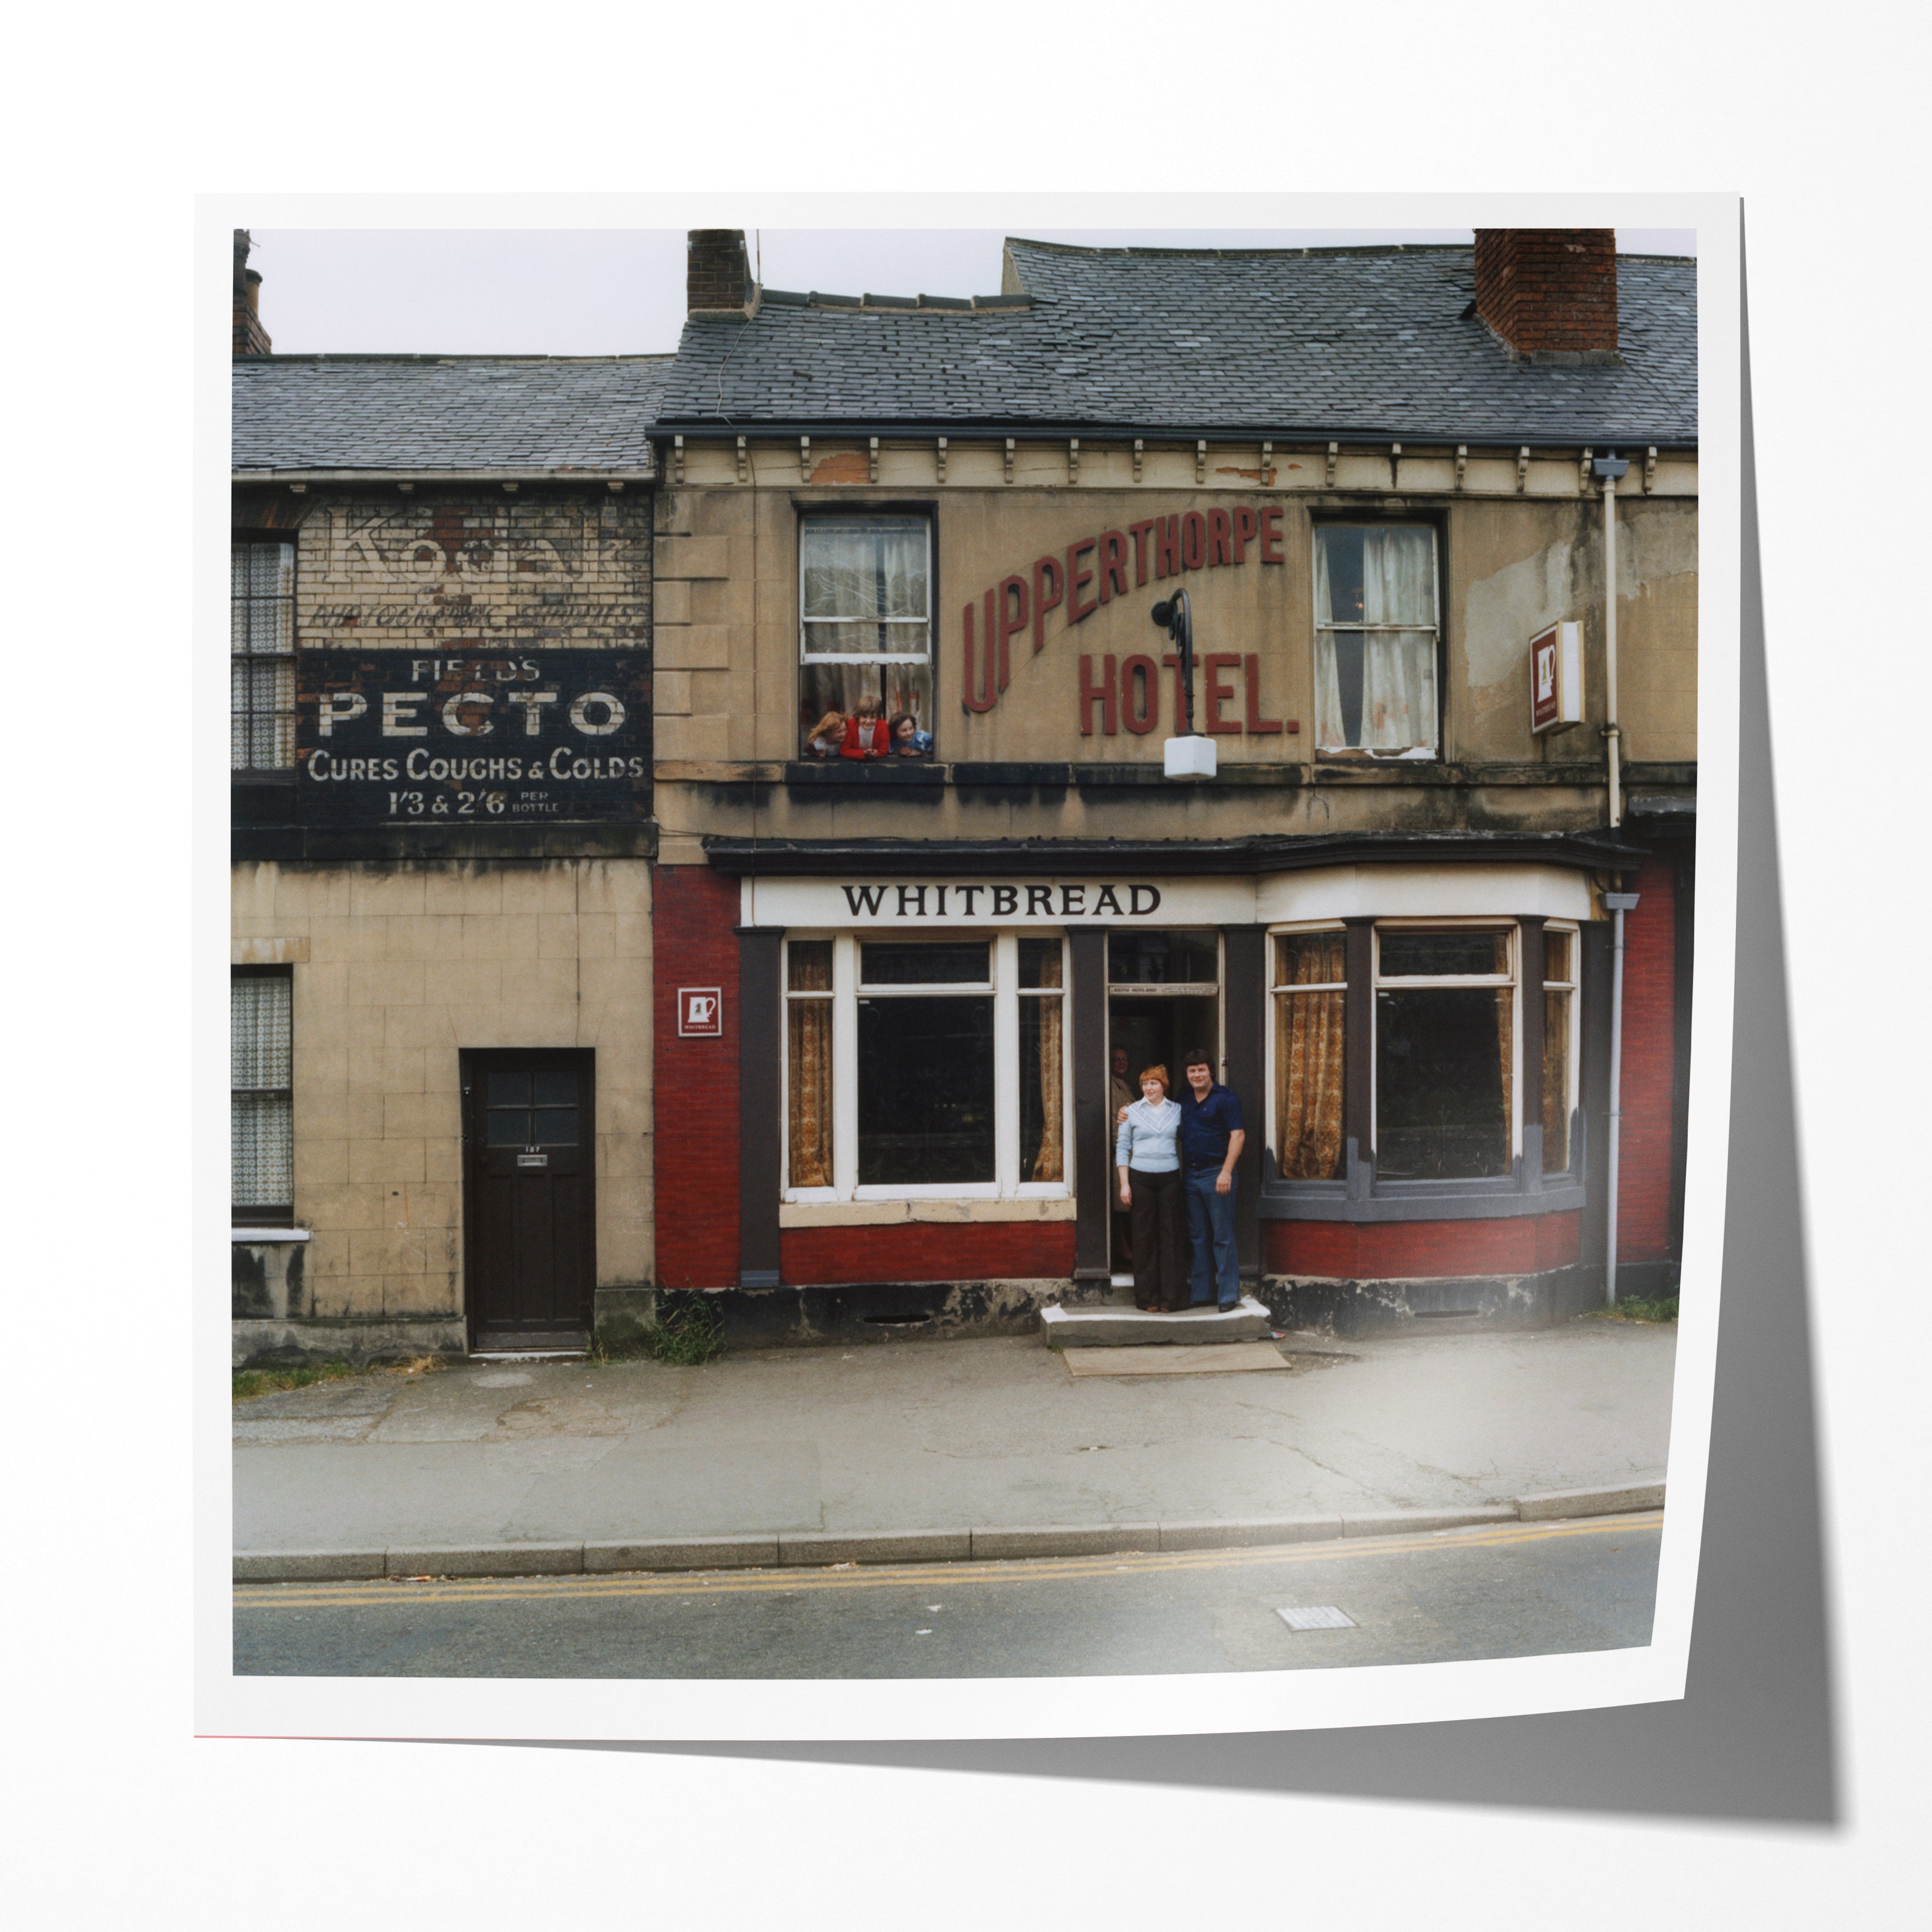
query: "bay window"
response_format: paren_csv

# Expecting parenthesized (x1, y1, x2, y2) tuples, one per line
(1312, 523, 1438, 758)
(782, 933, 1068, 1201)
(1271, 929, 1346, 1180)
(798, 515, 934, 757)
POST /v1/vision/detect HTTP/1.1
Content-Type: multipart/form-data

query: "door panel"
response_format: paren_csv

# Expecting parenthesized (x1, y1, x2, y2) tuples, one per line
(462, 1050, 596, 1336)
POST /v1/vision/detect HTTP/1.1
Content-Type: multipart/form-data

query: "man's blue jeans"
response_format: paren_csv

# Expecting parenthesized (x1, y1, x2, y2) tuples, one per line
(1184, 1167, 1241, 1308)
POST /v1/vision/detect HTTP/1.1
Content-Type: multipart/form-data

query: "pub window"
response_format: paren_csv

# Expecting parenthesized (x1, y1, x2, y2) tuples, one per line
(782, 933, 1070, 1202)
(1374, 927, 1515, 1180)
(1272, 930, 1346, 1180)
(797, 515, 934, 759)
(1312, 524, 1438, 759)
(232, 537, 296, 769)
(232, 968, 293, 1222)
(1542, 926, 1579, 1174)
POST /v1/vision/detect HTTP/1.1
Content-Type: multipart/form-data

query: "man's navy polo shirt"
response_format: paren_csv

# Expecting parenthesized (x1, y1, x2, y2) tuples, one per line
(1178, 1083, 1243, 1169)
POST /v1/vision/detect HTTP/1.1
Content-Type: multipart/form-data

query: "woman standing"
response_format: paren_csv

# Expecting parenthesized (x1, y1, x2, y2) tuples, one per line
(1115, 1066, 1185, 1312)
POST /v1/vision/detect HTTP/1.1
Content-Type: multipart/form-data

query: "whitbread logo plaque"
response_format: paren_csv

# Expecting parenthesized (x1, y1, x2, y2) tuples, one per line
(678, 988, 723, 1037)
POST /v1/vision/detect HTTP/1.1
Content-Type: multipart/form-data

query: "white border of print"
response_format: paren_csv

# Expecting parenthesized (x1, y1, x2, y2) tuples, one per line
(197, 187, 1738, 1745)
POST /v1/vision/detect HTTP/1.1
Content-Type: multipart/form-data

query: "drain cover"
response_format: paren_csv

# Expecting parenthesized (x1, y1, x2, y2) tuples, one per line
(1276, 1605, 1356, 1632)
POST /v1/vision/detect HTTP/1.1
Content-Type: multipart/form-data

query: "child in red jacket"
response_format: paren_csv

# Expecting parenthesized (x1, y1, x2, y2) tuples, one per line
(840, 694, 890, 759)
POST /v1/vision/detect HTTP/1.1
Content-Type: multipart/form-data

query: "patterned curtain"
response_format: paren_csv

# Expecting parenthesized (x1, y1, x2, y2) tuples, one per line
(1029, 995, 1064, 1182)
(786, 942, 834, 1188)
(1274, 932, 1346, 1180)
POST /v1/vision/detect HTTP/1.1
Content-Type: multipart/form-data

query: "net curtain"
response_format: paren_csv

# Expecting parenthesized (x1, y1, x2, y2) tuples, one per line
(801, 520, 929, 653)
(1313, 526, 1437, 753)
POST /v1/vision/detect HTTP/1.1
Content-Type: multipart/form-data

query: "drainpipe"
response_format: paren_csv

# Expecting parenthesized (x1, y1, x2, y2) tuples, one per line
(1602, 888, 1641, 1306)
(1593, 452, 1630, 826)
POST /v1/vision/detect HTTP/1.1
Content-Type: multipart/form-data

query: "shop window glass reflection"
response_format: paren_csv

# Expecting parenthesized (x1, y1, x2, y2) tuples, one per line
(858, 995, 995, 1185)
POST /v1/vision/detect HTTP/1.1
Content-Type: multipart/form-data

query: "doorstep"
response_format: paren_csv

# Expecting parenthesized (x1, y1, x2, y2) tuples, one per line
(1040, 1295, 1274, 1349)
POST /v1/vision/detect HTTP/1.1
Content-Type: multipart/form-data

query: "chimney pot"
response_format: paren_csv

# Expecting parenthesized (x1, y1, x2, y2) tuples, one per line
(687, 229, 752, 315)
(1471, 229, 1617, 362)
(232, 228, 272, 357)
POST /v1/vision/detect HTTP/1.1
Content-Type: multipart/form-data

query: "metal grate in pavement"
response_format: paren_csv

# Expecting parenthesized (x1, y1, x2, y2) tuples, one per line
(1276, 1605, 1357, 1632)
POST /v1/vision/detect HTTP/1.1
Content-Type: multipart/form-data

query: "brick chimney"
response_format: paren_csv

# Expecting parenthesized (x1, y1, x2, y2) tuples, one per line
(233, 229, 272, 356)
(1472, 229, 1617, 363)
(687, 229, 752, 314)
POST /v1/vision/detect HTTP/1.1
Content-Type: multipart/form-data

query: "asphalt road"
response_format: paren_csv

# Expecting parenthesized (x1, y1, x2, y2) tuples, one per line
(232, 1512, 1661, 1678)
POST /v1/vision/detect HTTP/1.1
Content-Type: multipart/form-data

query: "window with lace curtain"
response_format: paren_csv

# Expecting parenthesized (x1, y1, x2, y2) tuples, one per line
(232, 538, 296, 770)
(782, 933, 1066, 1200)
(232, 969, 293, 1222)
(796, 516, 934, 758)
(1312, 523, 1438, 759)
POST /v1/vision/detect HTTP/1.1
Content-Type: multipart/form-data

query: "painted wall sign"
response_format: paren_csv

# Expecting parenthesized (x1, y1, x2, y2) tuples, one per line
(1529, 622, 1583, 735)
(960, 503, 1285, 715)
(678, 988, 724, 1036)
(295, 650, 649, 823)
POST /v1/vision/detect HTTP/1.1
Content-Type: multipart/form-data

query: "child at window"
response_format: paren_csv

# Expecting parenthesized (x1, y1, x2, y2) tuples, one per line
(889, 712, 933, 757)
(804, 708, 847, 758)
(840, 693, 890, 759)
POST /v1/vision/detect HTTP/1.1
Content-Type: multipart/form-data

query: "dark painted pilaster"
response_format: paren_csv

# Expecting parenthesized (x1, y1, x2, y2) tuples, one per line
(1222, 924, 1266, 1282)
(736, 926, 783, 1289)
(1069, 926, 1110, 1285)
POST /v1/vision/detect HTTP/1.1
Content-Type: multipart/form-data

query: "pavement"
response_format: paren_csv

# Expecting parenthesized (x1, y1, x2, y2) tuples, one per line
(233, 1318, 1676, 1581)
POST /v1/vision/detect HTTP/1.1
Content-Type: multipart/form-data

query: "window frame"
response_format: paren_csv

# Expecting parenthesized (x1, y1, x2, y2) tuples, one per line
(1308, 515, 1445, 763)
(231, 532, 299, 776)
(795, 509, 937, 758)
(781, 930, 1070, 1205)
(1539, 921, 1582, 1176)
(231, 964, 294, 1227)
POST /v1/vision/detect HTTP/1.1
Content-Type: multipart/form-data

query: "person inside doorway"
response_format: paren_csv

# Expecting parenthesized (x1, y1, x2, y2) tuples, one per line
(1178, 1047, 1246, 1310)
(1116, 1065, 1185, 1311)
(1109, 1043, 1136, 1268)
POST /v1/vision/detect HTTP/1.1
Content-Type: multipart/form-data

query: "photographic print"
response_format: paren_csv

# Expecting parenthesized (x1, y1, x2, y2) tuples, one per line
(208, 197, 1737, 1741)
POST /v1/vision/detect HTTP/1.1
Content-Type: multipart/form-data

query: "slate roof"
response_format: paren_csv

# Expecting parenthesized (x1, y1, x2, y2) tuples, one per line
(653, 240, 1697, 447)
(232, 355, 670, 475)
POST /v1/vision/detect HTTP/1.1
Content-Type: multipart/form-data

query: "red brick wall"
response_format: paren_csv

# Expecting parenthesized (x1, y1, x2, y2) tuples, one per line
(782, 1221, 1078, 1286)
(653, 867, 742, 1288)
(1264, 1212, 1581, 1278)
(1472, 229, 1617, 354)
(1616, 852, 1678, 1264)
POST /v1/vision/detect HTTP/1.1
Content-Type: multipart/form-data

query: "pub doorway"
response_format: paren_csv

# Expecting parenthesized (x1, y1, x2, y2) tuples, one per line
(1104, 930, 1221, 1286)
(460, 1048, 597, 1351)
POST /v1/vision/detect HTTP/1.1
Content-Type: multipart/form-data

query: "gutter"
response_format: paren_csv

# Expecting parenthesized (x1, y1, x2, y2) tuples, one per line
(646, 422, 1697, 452)
(232, 468, 656, 485)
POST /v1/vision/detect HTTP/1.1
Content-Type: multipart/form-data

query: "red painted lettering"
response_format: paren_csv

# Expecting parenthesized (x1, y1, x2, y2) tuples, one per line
(1120, 653, 1158, 734)
(1243, 654, 1281, 734)
(1204, 653, 1242, 734)
(1153, 515, 1180, 579)
(1127, 519, 1156, 586)
(997, 575, 1028, 690)
(1259, 505, 1285, 563)
(1231, 505, 1258, 563)
(1097, 531, 1130, 603)
(1032, 555, 1063, 651)
(1181, 512, 1207, 571)
(1079, 653, 1118, 735)
(1206, 508, 1232, 566)
(1067, 538, 1099, 623)
(961, 599, 997, 712)
(1162, 651, 1190, 728)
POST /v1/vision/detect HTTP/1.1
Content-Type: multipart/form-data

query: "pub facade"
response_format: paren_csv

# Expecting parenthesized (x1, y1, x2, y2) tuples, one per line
(649, 229, 1697, 1339)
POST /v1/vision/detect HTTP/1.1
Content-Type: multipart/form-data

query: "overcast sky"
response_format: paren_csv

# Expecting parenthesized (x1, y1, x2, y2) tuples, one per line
(246, 227, 1698, 358)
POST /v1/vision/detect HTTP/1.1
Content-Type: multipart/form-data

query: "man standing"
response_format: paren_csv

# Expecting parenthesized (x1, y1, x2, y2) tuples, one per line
(1177, 1048, 1246, 1311)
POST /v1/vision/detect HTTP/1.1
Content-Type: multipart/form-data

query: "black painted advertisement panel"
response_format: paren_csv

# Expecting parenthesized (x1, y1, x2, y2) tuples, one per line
(296, 650, 649, 825)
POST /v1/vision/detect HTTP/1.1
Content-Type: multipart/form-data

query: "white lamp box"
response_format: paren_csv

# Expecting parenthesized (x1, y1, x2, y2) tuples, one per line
(1163, 734, 1218, 778)
(1529, 621, 1585, 734)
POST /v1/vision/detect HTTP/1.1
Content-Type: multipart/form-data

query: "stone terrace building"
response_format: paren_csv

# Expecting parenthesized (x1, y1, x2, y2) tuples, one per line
(229, 237, 666, 1359)
(647, 228, 1697, 1339)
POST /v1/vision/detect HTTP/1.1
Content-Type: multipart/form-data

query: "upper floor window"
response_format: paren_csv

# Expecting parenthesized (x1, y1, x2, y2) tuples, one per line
(1312, 524, 1438, 759)
(797, 515, 934, 762)
(232, 968, 293, 1222)
(232, 538, 296, 769)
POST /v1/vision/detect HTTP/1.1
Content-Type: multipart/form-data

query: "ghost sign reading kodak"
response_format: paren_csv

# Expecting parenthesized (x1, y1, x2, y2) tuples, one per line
(296, 650, 650, 824)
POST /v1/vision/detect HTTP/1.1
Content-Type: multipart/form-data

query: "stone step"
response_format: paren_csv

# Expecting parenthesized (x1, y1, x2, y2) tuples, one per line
(1041, 1296, 1275, 1349)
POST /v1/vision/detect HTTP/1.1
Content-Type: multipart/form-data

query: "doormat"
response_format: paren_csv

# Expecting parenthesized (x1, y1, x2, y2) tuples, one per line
(1063, 1342, 1291, 1378)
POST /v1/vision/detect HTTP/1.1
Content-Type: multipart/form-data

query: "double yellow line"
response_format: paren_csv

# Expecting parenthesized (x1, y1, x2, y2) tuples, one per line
(236, 1512, 1660, 1612)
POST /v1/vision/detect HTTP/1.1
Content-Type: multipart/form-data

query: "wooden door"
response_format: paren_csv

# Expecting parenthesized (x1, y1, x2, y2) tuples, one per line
(461, 1049, 596, 1340)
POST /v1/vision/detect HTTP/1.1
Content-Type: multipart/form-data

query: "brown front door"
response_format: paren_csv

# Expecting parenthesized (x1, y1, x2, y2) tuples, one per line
(461, 1049, 596, 1340)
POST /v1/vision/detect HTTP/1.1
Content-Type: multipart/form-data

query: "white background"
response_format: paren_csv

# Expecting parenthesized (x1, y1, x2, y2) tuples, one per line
(7, 2, 1923, 1924)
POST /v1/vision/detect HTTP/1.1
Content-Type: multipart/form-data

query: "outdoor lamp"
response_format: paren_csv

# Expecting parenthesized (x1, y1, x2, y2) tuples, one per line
(1151, 588, 1216, 778)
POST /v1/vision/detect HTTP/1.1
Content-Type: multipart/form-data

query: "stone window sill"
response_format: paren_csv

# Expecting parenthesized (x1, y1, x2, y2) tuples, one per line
(1258, 1179, 1586, 1224)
